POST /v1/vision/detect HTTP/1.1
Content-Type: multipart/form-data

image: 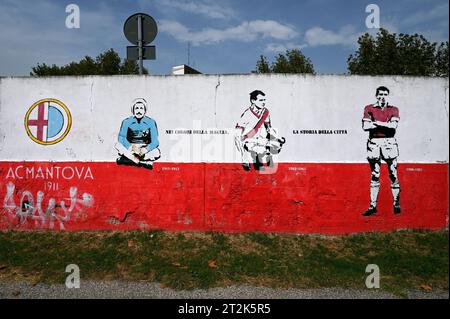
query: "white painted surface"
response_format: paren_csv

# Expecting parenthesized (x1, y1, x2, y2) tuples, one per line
(0, 75, 448, 163)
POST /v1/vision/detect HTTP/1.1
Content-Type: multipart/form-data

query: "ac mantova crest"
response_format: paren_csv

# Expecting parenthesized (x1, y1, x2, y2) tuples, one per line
(24, 98, 72, 145)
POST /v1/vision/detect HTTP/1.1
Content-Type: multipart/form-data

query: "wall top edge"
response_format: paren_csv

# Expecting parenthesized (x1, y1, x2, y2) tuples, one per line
(0, 74, 449, 81)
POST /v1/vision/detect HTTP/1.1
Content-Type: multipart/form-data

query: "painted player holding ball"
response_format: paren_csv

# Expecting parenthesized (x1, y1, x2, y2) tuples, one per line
(235, 90, 286, 171)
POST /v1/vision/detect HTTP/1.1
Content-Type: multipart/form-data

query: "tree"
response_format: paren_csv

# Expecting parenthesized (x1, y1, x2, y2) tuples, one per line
(255, 55, 270, 73)
(435, 42, 449, 77)
(348, 28, 448, 76)
(31, 49, 148, 76)
(255, 49, 315, 74)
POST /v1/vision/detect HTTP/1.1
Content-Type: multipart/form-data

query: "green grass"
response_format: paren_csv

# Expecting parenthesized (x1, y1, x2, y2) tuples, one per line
(0, 230, 448, 296)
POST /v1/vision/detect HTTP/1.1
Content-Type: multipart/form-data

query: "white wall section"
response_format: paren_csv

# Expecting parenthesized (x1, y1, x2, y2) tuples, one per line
(0, 75, 448, 163)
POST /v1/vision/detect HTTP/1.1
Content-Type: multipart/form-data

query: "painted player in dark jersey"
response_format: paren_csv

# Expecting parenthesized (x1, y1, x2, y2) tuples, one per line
(115, 98, 161, 170)
(362, 86, 401, 216)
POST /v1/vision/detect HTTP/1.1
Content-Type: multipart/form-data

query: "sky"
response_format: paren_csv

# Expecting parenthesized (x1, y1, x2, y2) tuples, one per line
(0, 0, 448, 76)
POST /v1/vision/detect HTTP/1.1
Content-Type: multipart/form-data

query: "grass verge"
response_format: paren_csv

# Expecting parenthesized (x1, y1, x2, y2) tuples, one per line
(0, 230, 448, 296)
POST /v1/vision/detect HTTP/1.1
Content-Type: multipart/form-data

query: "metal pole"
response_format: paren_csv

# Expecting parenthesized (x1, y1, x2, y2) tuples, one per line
(188, 41, 190, 66)
(137, 14, 143, 75)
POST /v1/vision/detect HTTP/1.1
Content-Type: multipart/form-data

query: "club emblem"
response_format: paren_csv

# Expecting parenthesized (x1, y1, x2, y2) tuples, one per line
(24, 98, 72, 145)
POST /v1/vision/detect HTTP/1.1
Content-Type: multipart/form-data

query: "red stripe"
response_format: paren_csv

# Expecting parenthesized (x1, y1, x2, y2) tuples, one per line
(250, 107, 260, 117)
(243, 109, 269, 140)
(28, 103, 48, 141)
(0, 162, 447, 233)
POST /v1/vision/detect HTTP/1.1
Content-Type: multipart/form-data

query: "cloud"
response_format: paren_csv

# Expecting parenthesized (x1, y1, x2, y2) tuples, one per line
(402, 3, 449, 27)
(157, 0, 237, 20)
(0, 0, 123, 75)
(304, 25, 360, 47)
(264, 42, 307, 53)
(159, 20, 299, 45)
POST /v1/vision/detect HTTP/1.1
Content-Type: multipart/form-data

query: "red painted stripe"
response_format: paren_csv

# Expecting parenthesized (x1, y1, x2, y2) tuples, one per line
(243, 109, 269, 140)
(27, 103, 48, 141)
(0, 162, 448, 234)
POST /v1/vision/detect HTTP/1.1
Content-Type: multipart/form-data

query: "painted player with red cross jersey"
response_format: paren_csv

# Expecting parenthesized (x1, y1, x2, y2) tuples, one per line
(362, 86, 401, 216)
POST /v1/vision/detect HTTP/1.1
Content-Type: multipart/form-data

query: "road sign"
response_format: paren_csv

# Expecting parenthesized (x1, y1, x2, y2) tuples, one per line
(123, 13, 158, 45)
(127, 46, 156, 60)
(123, 13, 158, 74)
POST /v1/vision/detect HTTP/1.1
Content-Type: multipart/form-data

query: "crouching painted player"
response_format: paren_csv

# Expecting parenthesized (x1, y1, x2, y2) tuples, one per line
(362, 86, 401, 216)
(235, 90, 286, 171)
(115, 98, 161, 170)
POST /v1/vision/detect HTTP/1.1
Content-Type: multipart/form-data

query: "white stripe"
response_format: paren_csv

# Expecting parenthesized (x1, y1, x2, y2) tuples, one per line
(0, 75, 447, 163)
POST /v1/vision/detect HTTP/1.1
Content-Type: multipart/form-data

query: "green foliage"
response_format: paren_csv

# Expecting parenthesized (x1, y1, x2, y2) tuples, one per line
(255, 55, 271, 73)
(348, 28, 449, 76)
(30, 49, 148, 76)
(435, 42, 449, 77)
(0, 230, 447, 295)
(255, 49, 315, 74)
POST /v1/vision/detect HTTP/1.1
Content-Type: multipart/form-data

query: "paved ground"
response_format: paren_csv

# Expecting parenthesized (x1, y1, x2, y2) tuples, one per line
(0, 281, 448, 299)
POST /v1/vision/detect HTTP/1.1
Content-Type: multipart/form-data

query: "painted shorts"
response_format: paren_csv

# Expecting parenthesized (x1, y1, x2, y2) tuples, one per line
(367, 137, 399, 160)
(245, 137, 283, 155)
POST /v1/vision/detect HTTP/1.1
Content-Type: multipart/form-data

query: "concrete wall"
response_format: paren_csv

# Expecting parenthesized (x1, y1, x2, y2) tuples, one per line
(0, 75, 448, 233)
(0, 74, 448, 162)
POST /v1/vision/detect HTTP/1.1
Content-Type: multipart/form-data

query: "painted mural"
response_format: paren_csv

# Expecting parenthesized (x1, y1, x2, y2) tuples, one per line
(362, 86, 401, 217)
(115, 98, 161, 170)
(235, 90, 286, 171)
(24, 98, 72, 146)
(0, 75, 447, 233)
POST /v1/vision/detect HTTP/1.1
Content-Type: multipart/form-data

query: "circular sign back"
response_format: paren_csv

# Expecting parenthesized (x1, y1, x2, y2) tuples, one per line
(124, 13, 158, 45)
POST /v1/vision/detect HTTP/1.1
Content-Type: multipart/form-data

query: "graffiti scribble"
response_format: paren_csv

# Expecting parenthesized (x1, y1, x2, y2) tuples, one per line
(2, 182, 94, 230)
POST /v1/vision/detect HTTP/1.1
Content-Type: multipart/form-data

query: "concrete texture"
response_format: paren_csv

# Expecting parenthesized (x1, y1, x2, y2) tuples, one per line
(1, 281, 448, 299)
